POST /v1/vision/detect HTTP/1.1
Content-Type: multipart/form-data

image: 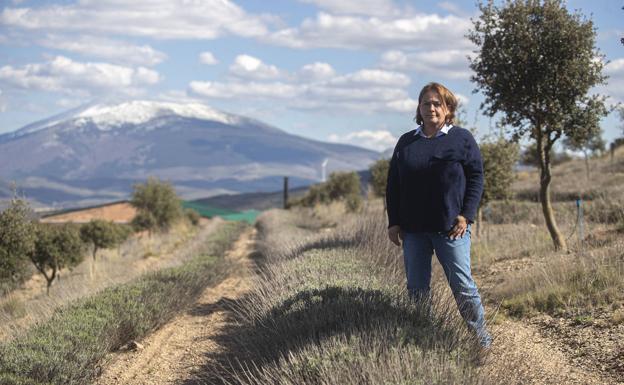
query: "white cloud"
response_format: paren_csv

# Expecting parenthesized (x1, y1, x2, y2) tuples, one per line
(0, 56, 160, 95)
(190, 63, 416, 114)
(298, 0, 400, 17)
(229, 54, 282, 79)
(603, 58, 624, 102)
(299, 62, 335, 80)
(328, 129, 397, 151)
(1, 0, 268, 40)
(328, 69, 410, 87)
(380, 49, 472, 79)
(265, 12, 472, 50)
(189, 81, 299, 99)
(39, 35, 166, 66)
(199, 52, 218, 65)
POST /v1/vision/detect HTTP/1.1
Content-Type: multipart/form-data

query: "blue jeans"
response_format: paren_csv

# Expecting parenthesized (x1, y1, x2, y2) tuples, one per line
(402, 225, 491, 347)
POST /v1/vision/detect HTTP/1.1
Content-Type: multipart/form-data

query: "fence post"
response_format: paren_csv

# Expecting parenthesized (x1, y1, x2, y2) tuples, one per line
(283, 176, 289, 209)
(576, 197, 584, 244)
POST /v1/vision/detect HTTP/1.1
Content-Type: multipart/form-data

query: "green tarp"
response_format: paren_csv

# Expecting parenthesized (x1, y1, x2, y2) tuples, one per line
(182, 201, 260, 224)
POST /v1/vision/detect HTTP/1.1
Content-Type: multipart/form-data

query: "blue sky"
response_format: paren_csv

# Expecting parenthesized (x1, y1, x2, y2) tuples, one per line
(1, 0, 623, 152)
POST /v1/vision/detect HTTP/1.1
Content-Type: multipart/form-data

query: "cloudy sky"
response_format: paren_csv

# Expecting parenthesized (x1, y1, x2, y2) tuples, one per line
(1, 0, 623, 151)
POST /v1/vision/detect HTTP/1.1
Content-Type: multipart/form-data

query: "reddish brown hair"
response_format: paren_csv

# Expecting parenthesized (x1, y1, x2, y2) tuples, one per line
(414, 82, 458, 126)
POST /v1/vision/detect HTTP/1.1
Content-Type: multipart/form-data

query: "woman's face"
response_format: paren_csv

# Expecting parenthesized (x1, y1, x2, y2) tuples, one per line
(419, 91, 448, 128)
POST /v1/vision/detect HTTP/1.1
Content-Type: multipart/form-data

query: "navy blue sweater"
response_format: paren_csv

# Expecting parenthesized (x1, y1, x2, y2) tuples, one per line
(386, 126, 483, 232)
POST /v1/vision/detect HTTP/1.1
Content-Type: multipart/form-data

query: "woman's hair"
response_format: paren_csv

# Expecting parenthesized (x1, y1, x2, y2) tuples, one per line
(414, 82, 458, 126)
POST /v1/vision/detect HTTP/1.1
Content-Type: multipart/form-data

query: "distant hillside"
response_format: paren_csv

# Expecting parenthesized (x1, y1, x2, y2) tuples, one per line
(0, 100, 380, 209)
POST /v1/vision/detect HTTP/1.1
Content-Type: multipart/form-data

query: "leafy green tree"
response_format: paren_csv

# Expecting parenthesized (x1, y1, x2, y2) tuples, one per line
(369, 158, 390, 200)
(563, 128, 605, 179)
(468, 0, 608, 250)
(185, 208, 201, 226)
(130, 177, 182, 233)
(0, 199, 35, 289)
(29, 224, 84, 295)
(296, 171, 362, 212)
(80, 220, 123, 261)
(478, 137, 519, 235)
(519, 142, 572, 168)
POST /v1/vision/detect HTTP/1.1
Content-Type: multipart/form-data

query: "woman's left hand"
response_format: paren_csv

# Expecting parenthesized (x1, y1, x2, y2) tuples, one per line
(448, 215, 468, 240)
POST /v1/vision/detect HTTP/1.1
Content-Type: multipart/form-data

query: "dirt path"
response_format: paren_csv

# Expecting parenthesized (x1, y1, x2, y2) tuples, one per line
(476, 254, 623, 385)
(95, 227, 256, 385)
(481, 318, 615, 385)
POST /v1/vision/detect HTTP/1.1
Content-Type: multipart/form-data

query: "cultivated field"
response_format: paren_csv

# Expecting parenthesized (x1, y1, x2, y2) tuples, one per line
(1, 147, 623, 385)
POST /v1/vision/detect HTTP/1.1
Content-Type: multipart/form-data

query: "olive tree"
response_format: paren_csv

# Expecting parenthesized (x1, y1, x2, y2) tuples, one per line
(29, 224, 84, 295)
(80, 219, 124, 261)
(296, 171, 363, 212)
(468, 0, 608, 250)
(563, 128, 605, 179)
(130, 177, 182, 233)
(0, 199, 35, 288)
(369, 158, 390, 201)
(478, 137, 519, 235)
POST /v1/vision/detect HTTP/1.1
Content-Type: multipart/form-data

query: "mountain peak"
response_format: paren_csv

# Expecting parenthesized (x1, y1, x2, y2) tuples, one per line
(12, 100, 241, 137)
(74, 100, 239, 127)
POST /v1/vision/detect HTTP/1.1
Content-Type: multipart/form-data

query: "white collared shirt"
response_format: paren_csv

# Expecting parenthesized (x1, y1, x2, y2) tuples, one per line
(414, 124, 453, 138)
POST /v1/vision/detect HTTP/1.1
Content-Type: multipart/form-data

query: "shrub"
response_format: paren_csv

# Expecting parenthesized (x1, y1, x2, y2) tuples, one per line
(0, 221, 246, 385)
(29, 224, 85, 295)
(369, 158, 390, 199)
(80, 219, 125, 261)
(295, 172, 363, 212)
(0, 199, 36, 292)
(185, 208, 201, 226)
(130, 177, 182, 233)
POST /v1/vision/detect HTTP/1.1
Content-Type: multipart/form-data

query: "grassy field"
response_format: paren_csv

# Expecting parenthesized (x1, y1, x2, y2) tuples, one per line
(191, 148, 624, 384)
(191, 204, 498, 385)
(2, 147, 622, 385)
(0, 220, 247, 385)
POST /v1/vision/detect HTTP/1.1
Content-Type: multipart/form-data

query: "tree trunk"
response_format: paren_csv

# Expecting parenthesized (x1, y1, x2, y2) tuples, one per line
(537, 133, 567, 251)
(583, 150, 590, 180)
(45, 267, 56, 296)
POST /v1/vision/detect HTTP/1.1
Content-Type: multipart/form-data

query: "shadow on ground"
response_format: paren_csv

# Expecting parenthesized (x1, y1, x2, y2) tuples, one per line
(180, 285, 474, 385)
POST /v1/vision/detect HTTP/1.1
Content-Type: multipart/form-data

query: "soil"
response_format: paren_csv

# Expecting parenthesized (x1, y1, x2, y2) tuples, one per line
(0, 218, 221, 340)
(95, 227, 256, 385)
(94, 222, 623, 385)
(40, 201, 137, 223)
(476, 238, 624, 385)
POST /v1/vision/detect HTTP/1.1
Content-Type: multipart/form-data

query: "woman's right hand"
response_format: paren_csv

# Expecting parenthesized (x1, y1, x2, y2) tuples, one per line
(388, 225, 402, 246)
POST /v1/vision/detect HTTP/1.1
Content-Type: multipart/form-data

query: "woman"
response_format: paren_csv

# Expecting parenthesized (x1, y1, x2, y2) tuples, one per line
(386, 82, 491, 347)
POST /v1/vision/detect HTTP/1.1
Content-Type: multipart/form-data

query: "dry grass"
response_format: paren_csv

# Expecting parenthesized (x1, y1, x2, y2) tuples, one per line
(0, 218, 223, 340)
(193, 204, 511, 385)
(0, 220, 246, 385)
(475, 146, 624, 321)
(492, 239, 624, 318)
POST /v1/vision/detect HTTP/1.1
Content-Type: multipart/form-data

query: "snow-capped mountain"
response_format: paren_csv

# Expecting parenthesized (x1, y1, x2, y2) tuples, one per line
(0, 100, 379, 208)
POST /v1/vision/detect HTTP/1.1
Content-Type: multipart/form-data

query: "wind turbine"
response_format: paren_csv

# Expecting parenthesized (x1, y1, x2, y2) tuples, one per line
(321, 158, 329, 182)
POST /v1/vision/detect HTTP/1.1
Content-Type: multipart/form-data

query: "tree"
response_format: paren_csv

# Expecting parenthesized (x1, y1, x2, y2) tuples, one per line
(29, 224, 84, 295)
(80, 220, 124, 261)
(184, 208, 201, 226)
(130, 177, 182, 233)
(479, 137, 519, 235)
(295, 171, 363, 212)
(563, 128, 605, 179)
(0, 198, 36, 288)
(468, 0, 608, 250)
(369, 158, 390, 200)
(519, 142, 572, 167)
